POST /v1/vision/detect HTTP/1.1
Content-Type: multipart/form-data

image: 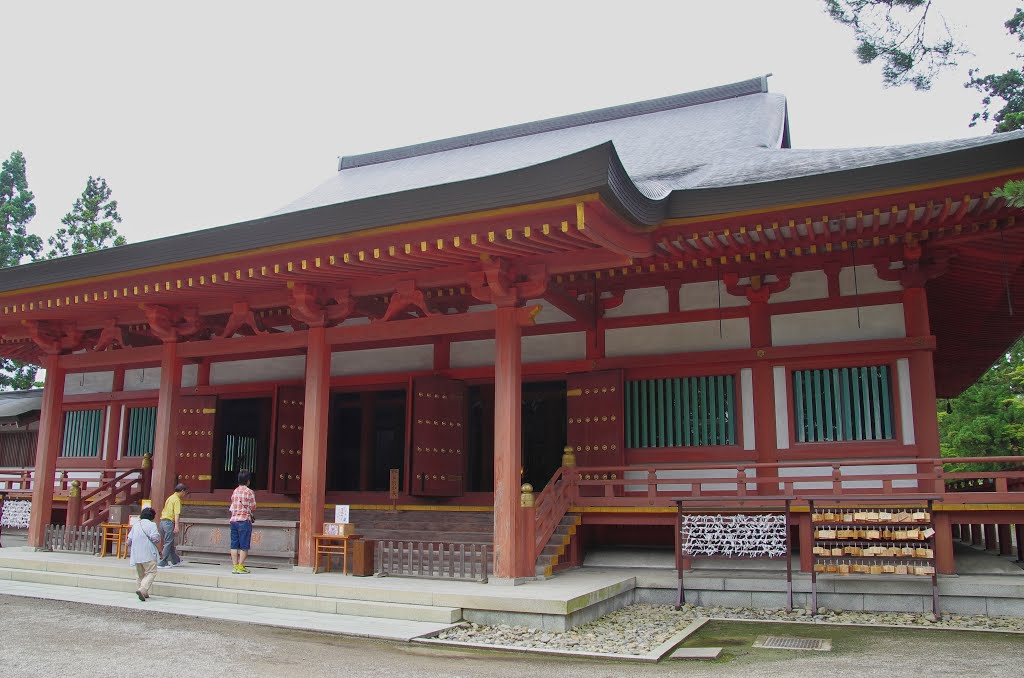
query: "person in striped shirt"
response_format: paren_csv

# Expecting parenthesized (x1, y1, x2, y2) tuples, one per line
(228, 470, 256, 574)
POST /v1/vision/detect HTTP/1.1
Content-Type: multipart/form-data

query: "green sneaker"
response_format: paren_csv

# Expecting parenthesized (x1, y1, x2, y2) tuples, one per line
(237, 566, 251, 574)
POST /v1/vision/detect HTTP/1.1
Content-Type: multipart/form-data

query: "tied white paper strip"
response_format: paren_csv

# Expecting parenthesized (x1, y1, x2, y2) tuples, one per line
(0, 499, 31, 529)
(681, 513, 787, 558)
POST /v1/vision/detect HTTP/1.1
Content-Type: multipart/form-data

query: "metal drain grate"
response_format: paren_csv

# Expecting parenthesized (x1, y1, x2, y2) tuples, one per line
(753, 635, 832, 651)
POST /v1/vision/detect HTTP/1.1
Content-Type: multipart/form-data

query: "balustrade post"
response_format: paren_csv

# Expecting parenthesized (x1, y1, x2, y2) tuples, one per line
(832, 464, 843, 495)
(141, 453, 152, 500)
(737, 467, 747, 497)
(647, 468, 657, 505)
(66, 480, 82, 527)
(519, 484, 537, 576)
(998, 524, 1013, 556)
(933, 512, 955, 574)
(561, 445, 575, 468)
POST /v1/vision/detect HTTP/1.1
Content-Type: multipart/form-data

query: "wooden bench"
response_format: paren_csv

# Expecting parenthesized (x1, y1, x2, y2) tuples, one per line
(313, 534, 362, 574)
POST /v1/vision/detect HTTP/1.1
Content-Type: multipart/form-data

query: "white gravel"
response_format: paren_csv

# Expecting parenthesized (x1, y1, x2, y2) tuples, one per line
(436, 603, 1024, 655)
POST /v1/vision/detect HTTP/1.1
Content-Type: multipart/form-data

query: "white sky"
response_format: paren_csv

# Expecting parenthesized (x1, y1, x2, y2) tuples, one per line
(2, 1, 1021, 248)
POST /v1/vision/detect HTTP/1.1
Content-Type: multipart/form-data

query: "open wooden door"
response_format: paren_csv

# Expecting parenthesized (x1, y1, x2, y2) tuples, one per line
(567, 370, 625, 469)
(410, 376, 467, 497)
(176, 395, 217, 493)
(273, 385, 305, 495)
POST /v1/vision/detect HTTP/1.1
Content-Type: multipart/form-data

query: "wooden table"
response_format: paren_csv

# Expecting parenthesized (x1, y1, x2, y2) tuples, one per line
(313, 534, 362, 574)
(100, 523, 131, 559)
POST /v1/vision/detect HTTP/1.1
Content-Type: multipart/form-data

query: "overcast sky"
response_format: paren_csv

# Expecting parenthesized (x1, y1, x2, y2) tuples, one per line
(3, 1, 1021, 249)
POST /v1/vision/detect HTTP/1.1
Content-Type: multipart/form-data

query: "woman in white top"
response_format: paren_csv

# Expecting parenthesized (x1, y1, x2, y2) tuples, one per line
(126, 507, 161, 601)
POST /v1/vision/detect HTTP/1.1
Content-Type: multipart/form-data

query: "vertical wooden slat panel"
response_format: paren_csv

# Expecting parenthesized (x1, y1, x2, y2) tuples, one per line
(683, 377, 692, 446)
(851, 368, 864, 440)
(624, 381, 633, 448)
(879, 365, 893, 439)
(656, 379, 666, 447)
(869, 365, 882, 440)
(727, 374, 736, 444)
(840, 368, 853, 442)
(822, 369, 834, 441)
(812, 370, 824, 441)
(647, 379, 657, 448)
(672, 378, 682, 447)
(794, 371, 805, 443)
(706, 376, 717, 446)
(859, 367, 873, 439)
(638, 379, 648, 447)
(697, 377, 707, 446)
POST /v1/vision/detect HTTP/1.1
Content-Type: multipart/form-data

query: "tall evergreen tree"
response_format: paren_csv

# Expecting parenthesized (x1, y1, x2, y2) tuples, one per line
(47, 176, 126, 258)
(0, 151, 44, 389)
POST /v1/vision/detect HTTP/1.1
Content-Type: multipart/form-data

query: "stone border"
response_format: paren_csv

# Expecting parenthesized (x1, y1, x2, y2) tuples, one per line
(704, 616, 1024, 635)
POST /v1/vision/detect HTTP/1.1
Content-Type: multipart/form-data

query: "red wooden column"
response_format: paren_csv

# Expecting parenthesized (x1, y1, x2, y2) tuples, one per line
(903, 287, 940, 457)
(493, 305, 524, 580)
(298, 325, 331, 568)
(933, 512, 955, 574)
(998, 524, 1013, 556)
(150, 342, 182, 513)
(28, 354, 65, 547)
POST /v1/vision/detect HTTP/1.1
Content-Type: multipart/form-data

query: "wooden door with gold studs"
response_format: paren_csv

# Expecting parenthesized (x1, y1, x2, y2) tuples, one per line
(273, 385, 305, 495)
(175, 395, 217, 493)
(410, 376, 467, 497)
(567, 371, 624, 479)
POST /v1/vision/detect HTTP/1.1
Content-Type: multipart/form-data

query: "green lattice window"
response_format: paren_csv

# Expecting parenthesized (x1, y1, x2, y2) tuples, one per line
(123, 406, 157, 457)
(625, 375, 736, 448)
(61, 408, 103, 458)
(223, 434, 258, 473)
(793, 366, 894, 443)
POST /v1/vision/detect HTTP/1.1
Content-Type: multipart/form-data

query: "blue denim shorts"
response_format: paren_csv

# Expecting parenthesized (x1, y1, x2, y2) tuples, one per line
(230, 520, 252, 550)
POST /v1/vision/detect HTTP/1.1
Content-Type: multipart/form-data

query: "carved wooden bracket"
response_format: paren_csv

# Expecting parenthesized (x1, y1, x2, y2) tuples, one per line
(93, 318, 126, 352)
(218, 301, 267, 339)
(469, 259, 548, 307)
(722, 271, 792, 303)
(289, 284, 355, 327)
(380, 280, 439, 322)
(140, 304, 204, 342)
(22, 320, 85, 355)
(874, 244, 949, 289)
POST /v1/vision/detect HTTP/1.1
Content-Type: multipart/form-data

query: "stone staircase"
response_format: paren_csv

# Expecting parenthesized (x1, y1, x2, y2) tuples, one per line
(535, 513, 582, 578)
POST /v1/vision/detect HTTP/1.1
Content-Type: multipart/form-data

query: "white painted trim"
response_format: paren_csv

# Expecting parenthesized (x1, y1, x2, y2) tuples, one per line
(116, 403, 126, 461)
(740, 368, 754, 450)
(897, 358, 915, 445)
(773, 366, 790, 450)
(102, 405, 112, 459)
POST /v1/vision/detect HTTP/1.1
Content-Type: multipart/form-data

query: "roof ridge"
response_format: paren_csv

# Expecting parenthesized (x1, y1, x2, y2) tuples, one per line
(338, 76, 770, 170)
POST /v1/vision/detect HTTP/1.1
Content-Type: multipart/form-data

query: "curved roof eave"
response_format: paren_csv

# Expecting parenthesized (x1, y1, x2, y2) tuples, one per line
(0, 143, 662, 295)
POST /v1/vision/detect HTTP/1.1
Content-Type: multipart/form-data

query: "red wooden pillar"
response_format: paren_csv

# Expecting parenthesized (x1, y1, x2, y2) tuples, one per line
(984, 523, 997, 551)
(28, 354, 65, 548)
(933, 511, 955, 574)
(493, 306, 524, 580)
(150, 341, 182, 514)
(798, 512, 813, 573)
(997, 524, 1013, 556)
(971, 523, 984, 546)
(903, 287, 940, 458)
(298, 325, 331, 568)
(66, 480, 82, 527)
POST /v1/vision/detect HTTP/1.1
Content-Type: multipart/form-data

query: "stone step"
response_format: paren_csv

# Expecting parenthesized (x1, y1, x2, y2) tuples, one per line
(0, 555, 462, 624)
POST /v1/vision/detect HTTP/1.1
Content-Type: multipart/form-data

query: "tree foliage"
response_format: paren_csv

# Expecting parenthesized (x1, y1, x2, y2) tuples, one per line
(0, 151, 44, 389)
(826, 2, 1024, 132)
(47, 176, 126, 258)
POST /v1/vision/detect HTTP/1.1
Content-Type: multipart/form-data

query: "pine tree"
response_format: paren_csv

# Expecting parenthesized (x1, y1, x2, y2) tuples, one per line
(47, 176, 126, 258)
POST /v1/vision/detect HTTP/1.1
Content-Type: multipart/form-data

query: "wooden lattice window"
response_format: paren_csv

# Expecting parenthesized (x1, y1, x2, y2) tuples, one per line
(792, 366, 894, 443)
(625, 375, 736, 448)
(223, 434, 258, 474)
(61, 409, 104, 458)
(123, 406, 157, 457)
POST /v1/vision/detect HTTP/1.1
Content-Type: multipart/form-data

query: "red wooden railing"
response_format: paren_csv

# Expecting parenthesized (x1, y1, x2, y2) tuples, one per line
(78, 469, 146, 527)
(532, 466, 577, 555)
(0, 467, 145, 527)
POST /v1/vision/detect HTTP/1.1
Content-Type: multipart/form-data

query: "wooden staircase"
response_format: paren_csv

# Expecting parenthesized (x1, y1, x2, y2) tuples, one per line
(534, 512, 582, 578)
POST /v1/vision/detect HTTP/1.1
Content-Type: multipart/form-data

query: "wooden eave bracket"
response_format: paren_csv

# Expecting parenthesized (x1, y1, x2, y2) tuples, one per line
(21, 320, 84, 355)
(218, 301, 267, 339)
(722, 271, 792, 302)
(93, 318, 126, 352)
(379, 280, 439, 322)
(873, 244, 949, 288)
(542, 288, 597, 325)
(469, 259, 548, 307)
(579, 202, 654, 258)
(140, 304, 205, 342)
(289, 283, 354, 327)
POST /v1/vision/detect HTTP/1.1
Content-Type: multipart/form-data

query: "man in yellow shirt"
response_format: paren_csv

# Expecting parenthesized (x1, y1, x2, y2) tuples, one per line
(157, 483, 188, 568)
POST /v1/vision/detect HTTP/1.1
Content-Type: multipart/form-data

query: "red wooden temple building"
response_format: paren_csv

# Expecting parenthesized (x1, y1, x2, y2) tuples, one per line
(2, 77, 1024, 579)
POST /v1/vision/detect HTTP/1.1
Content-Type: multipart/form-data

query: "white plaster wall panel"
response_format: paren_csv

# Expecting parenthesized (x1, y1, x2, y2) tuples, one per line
(740, 368, 755, 450)
(603, 287, 669, 318)
(680, 280, 748, 311)
(182, 364, 198, 389)
(605, 319, 750, 358)
(468, 303, 498, 314)
(777, 463, 917, 490)
(522, 333, 585, 364)
(770, 304, 905, 346)
(450, 339, 496, 368)
(331, 345, 433, 376)
(767, 270, 827, 304)
(897, 358, 915, 445)
(840, 264, 903, 295)
(64, 371, 114, 395)
(625, 467, 757, 492)
(524, 299, 574, 324)
(125, 368, 162, 392)
(211, 355, 305, 385)
(338, 316, 370, 327)
(773, 366, 790, 450)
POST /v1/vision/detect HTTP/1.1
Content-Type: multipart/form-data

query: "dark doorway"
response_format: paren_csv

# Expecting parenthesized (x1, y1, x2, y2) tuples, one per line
(327, 390, 406, 492)
(213, 397, 271, 491)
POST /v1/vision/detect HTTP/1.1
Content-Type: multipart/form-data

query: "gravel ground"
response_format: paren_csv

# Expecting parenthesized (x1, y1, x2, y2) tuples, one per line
(2, 595, 1023, 678)
(437, 603, 1024, 655)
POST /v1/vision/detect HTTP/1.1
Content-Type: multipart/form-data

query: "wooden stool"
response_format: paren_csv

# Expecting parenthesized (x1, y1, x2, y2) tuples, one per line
(100, 523, 130, 558)
(313, 534, 361, 574)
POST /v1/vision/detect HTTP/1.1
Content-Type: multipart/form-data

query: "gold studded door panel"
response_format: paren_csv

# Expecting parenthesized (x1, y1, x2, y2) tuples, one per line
(176, 395, 217, 493)
(410, 376, 467, 497)
(567, 371, 624, 468)
(273, 385, 305, 495)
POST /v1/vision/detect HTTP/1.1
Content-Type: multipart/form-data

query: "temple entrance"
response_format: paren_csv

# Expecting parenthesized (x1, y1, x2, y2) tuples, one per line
(521, 380, 567, 492)
(213, 397, 272, 491)
(326, 390, 406, 492)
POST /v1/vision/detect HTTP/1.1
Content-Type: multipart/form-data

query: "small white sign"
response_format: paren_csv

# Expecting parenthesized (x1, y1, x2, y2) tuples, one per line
(334, 505, 350, 524)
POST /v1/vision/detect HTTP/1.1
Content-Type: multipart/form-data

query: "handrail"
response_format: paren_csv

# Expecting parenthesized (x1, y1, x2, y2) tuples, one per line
(80, 469, 144, 527)
(532, 466, 576, 559)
